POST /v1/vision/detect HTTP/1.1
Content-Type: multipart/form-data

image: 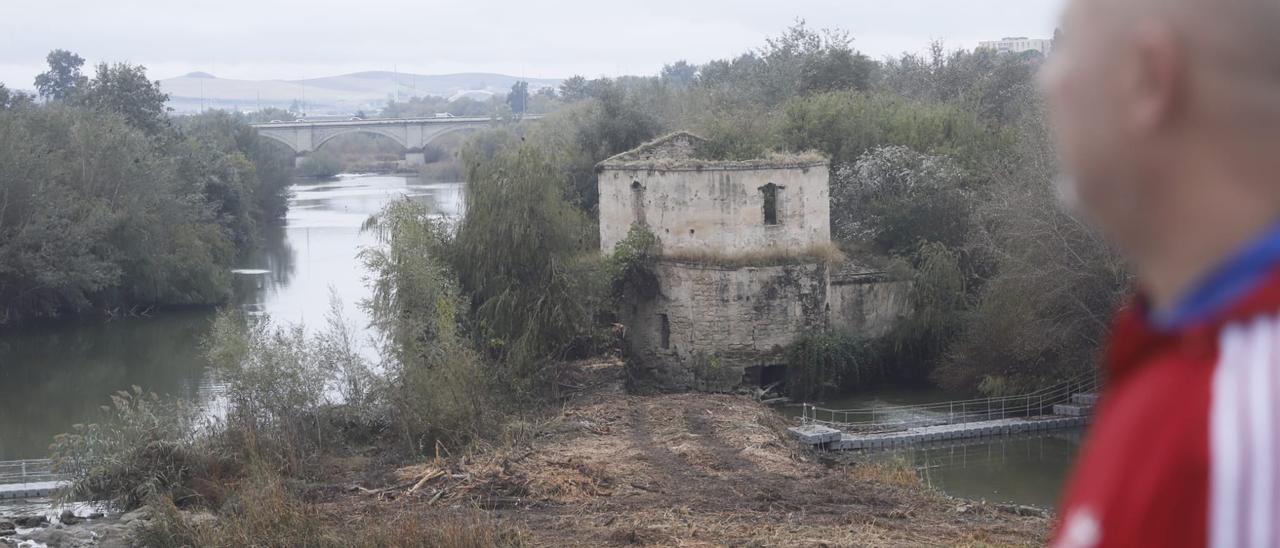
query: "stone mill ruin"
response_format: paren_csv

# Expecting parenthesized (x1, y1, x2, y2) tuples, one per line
(597, 132, 908, 392)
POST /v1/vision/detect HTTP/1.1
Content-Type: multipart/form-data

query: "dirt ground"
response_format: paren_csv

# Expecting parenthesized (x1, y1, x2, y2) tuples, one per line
(321, 361, 1051, 547)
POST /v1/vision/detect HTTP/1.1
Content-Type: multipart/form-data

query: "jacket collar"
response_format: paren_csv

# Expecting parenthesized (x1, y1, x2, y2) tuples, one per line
(1107, 265, 1280, 382)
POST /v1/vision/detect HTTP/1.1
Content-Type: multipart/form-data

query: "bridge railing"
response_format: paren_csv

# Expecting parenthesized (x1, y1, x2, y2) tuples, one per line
(800, 369, 1100, 432)
(0, 459, 68, 485)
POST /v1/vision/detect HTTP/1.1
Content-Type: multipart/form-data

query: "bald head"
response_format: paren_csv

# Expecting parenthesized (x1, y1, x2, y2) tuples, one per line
(1083, 0, 1280, 125)
(1042, 0, 1280, 310)
(1163, 0, 1280, 119)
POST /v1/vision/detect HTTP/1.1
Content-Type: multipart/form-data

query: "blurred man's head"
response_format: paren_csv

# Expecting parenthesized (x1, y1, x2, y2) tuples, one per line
(1041, 0, 1280, 306)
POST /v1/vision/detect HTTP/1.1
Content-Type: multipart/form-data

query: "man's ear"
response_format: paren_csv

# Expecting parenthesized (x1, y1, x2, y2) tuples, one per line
(1128, 20, 1187, 133)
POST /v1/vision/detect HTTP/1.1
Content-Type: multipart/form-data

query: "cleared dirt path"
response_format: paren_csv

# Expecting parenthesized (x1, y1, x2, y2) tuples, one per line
(326, 361, 1051, 547)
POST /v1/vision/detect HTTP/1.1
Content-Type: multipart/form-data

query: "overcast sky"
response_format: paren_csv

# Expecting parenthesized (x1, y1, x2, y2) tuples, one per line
(1, 0, 1065, 88)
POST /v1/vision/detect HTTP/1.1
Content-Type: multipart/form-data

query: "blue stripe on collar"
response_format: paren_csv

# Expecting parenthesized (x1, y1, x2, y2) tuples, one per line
(1151, 221, 1280, 331)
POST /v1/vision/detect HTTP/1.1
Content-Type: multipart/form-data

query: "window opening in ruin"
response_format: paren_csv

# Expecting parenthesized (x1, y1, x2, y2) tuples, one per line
(631, 181, 646, 225)
(659, 314, 671, 349)
(761, 183, 779, 225)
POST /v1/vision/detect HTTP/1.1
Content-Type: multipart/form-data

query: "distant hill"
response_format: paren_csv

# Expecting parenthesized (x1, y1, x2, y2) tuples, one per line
(160, 71, 560, 114)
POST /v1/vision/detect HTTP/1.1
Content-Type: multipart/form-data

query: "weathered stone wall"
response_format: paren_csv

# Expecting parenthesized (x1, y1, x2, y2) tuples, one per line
(827, 275, 911, 340)
(625, 261, 907, 392)
(599, 164, 832, 256)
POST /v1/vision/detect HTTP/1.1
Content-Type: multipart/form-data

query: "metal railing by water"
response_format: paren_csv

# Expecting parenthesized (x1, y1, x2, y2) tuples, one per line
(800, 370, 1101, 433)
(0, 459, 68, 485)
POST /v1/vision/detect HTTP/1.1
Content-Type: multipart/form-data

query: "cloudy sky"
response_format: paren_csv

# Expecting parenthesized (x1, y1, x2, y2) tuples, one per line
(1, 0, 1065, 88)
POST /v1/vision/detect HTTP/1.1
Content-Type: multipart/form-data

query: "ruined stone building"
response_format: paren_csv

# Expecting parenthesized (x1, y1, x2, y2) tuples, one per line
(598, 132, 908, 392)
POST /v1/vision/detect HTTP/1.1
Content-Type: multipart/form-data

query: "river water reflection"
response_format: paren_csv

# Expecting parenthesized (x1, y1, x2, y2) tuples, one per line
(0, 174, 461, 460)
(877, 428, 1081, 508)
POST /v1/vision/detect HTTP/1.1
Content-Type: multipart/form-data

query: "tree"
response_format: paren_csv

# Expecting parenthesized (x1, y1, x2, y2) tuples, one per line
(660, 61, 698, 87)
(879, 44, 1041, 125)
(0, 105, 233, 325)
(79, 63, 170, 136)
(506, 81, 529, 114)
(831, 145, 971, 256)
(0, 84, 34, 111)
(692, 21, 876, 107)
(798, 47, 875, 95)
(934, 109, 1128, 394)
(453, 138, 599, 392)
(558, 76, 590, 102)
(33, 49, 87, 100)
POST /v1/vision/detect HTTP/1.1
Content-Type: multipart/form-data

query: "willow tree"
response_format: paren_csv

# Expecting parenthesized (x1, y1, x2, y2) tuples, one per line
(452, 136, 602, 395)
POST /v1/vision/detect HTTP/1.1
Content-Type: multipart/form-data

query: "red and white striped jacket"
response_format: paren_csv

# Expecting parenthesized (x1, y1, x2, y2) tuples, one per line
(1053, 268, 1280, 547)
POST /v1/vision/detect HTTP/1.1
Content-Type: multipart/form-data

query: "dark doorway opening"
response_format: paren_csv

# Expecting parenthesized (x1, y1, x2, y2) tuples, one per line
(744, 364, 787, 391)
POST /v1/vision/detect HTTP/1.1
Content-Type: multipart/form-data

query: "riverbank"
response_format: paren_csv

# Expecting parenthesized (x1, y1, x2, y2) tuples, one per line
(67, 359, 1044, 547)
(0, 175, 462, 461)
(390, 360, 1050, 546)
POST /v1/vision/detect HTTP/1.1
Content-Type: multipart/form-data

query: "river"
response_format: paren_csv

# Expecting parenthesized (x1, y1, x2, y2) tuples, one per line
(0, 173, 1079, 509)
(785, 387, 1084, 509)
(0, 174, 463, 461)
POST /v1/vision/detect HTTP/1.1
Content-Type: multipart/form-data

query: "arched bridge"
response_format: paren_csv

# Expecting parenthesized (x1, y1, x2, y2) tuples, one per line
(251, 115, 542, 167)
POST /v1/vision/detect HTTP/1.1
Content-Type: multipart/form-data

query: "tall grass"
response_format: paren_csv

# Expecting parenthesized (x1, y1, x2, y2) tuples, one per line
(662, 242, 846, 268)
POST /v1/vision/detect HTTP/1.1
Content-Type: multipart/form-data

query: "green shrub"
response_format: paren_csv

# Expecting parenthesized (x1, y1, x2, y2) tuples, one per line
(204, 304, 386, 472)
(417, 157, 465, 182)
(298, 150, 343, 178)
(50, 387, 231, 510)
(784, 331, 879, 400)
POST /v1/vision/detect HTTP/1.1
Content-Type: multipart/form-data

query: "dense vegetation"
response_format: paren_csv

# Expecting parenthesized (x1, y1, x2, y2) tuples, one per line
(44, 22, 1126, 543)
(0, 51, 293, 327)
(402, 21, 1128, 397)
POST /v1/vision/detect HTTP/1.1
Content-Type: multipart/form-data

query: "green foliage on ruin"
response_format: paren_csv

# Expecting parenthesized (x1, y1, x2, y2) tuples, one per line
(606, 223, 662, 303)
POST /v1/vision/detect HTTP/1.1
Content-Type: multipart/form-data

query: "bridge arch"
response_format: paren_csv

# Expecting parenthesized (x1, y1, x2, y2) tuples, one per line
(251, 116, 538, 167)
(312, 126, 411, 152)
(416, 124, 484, 151)
(256, 131, 301, 154)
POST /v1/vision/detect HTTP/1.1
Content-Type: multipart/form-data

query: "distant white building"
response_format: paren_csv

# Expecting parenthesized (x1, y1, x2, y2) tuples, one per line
(978, 37, 1053, 55)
